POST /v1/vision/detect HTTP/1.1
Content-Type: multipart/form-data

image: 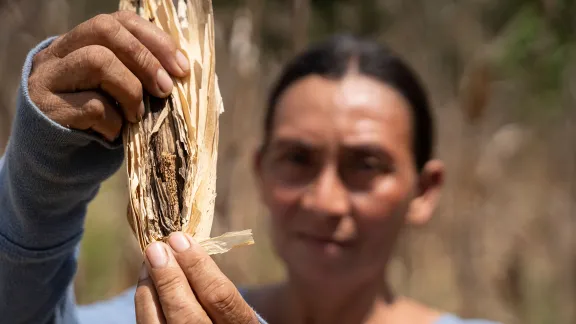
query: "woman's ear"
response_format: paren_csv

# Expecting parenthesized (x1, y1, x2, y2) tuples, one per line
(406, 159, 444, 226)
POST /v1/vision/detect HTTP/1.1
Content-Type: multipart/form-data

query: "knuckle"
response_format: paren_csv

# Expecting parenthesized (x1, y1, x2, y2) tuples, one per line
(90, 14, 121, 40)
(134, 46, 157, 72)
(154, 271, 185, 294)
(113, 10, 139, 23)
(182, 254, 209, 276)
(134, 284, 150, 305)
(203, 278, 237, 313)
(83, 45, 115, 74)
(83, 98, 106, 121)
(45, 35, 66, 58)
(31, 48, 52, 69)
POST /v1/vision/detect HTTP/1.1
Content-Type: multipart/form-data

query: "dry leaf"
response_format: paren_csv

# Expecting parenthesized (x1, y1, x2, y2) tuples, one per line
(119, 0, 254, 255)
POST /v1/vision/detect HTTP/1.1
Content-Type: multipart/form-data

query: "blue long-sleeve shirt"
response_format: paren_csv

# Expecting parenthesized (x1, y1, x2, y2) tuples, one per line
(0, 36, 128, 324)
(0, 38, 498, 324)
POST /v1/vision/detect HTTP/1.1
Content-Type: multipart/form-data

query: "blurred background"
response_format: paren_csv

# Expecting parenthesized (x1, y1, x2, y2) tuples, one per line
(0, 0, 575, 323)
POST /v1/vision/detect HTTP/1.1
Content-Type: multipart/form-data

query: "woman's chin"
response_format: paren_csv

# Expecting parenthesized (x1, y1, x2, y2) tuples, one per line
(299, 234, 353, 257)
(281, 237, 356, 278)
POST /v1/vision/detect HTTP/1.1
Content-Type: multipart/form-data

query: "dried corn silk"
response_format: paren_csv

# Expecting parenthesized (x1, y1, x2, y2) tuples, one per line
(119, 0, 254, 254)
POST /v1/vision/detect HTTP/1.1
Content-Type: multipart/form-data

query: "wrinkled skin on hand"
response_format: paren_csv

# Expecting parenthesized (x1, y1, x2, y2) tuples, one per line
(28, 10, 258, 323)
(28, 11, 190, 141)
(136, 232, 260, 324)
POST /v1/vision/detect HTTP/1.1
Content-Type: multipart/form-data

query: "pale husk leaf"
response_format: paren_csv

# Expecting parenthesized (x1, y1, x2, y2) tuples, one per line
(119, 0, 253, 255)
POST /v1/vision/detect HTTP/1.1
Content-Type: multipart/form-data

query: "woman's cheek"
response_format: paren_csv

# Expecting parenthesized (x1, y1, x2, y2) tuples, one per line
(355, 188, 412, 261)
(265, 184, 303, 221)
(359, 176, 412, 219)
(372, 175, 411, 205)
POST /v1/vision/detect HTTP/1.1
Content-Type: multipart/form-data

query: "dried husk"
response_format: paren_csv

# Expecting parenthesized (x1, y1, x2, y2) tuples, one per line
(119, 0, 254, 254)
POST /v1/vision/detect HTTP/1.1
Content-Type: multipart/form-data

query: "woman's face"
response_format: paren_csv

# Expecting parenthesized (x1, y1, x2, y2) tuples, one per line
(255, 73, 443, 283)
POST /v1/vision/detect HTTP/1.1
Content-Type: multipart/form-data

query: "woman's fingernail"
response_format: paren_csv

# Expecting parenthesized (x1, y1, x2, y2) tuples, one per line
(139, 265, 149, 280)
(146, 242, 168, 268)
(185, 233, 200, 248)
(168, 232, 190, 252)
(175, 50, 190, 73)
(157, 68, 173, 95)
(138, 101, 145, 120)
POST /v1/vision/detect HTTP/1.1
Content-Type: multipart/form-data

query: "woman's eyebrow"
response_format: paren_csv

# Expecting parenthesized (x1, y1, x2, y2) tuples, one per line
(269, 138, 317, 150)
(343, 143, 393, 159)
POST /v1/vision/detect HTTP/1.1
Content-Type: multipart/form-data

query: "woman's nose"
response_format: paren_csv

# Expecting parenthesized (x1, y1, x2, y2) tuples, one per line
(301, 165, 350, 217)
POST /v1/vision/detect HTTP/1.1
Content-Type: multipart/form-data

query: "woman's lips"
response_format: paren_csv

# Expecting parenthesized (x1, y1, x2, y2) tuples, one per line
(295, 233, 355, 248)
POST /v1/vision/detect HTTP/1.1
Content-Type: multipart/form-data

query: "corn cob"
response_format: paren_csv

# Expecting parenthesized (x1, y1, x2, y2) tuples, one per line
(119, 0, 254, 254)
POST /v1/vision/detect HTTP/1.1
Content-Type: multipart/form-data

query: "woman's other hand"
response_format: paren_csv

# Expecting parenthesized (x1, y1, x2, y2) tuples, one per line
(136, 232, 260, 324)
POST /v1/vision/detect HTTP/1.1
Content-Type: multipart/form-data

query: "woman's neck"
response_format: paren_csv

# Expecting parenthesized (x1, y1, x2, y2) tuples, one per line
(259, 274, 441, 324)
(281, 274, 392, 324)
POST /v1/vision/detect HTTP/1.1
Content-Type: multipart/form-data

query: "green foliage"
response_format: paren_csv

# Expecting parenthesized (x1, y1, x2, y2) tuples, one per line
(256, 0, 390, 61)
(548, 0, 575, 44)
(495, 3, 573, 120)
(309, 0, 389, 39)
(480, 0, 538, 36)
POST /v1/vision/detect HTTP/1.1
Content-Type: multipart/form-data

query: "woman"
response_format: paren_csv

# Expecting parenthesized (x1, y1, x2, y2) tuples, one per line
(0, 10, 497, 323)
(240, 34, 498, 324)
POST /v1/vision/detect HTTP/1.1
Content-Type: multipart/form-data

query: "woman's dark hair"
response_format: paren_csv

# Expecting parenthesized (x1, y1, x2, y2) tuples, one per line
(263, 34, 434, 171)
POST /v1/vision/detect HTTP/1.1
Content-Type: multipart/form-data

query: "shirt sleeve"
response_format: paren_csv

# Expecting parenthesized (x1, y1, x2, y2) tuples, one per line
(72, 285, 270, 323)
(435, 314, 502, 324)
(0, 36, 268, 324)
(0, 37, 124, 324)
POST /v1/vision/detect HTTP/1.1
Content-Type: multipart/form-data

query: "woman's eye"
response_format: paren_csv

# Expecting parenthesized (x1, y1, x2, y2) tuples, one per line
(356, 156, 389, 172)
(268, 148, 317, 187)
(284, 151, 310, 165)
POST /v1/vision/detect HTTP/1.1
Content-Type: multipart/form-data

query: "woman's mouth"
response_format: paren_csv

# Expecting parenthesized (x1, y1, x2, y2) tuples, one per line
(295, 233, 355, 250)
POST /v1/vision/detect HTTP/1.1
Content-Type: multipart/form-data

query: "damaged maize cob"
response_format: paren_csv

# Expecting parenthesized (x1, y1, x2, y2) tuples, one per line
(119, 0, 254, 254)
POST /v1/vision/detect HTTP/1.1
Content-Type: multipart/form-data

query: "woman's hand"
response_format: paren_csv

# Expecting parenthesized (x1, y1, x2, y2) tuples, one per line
(136, 232, 260, 324)
(28, 11, 190, 142)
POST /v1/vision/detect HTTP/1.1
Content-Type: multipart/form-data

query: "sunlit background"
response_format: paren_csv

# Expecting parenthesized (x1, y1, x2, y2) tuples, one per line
(1, 1, 575, 323)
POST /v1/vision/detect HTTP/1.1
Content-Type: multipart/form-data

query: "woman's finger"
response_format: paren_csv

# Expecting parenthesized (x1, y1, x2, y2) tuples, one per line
(111, 11, 189, 77)
(144, 242, 212, 324)
(40, 45, 144, 123)
(135, 264, 167, 324)
(166, 233, 259, 324)
(49, 12, 187, 97)
(31, 90, 124, 142)
(49, 91, 123, 141)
